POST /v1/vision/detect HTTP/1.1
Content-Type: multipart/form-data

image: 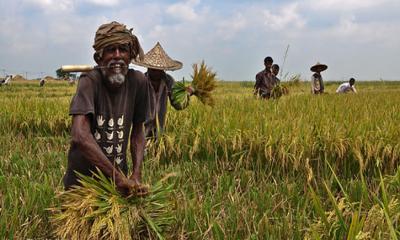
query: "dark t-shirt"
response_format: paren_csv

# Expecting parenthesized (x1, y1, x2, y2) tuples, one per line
(255, 69, 278, 97)
(63, 69, 148, 189)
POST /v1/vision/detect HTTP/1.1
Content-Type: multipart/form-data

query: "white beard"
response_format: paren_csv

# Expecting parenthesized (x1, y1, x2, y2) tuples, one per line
(101, 59, 128, 87)
(107, 72, 125, 86)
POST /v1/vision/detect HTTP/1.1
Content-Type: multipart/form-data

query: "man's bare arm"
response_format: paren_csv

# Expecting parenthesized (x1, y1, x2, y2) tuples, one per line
(129, 122, 146, 184)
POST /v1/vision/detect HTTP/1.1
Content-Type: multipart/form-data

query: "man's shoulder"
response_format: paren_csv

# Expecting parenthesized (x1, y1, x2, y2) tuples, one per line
(165, 73, 175, 83)
(77, 69, 102, 87)
(128, 69, 147, 85)
(256, 69, 266, 75)
(256, 69, 266, 78)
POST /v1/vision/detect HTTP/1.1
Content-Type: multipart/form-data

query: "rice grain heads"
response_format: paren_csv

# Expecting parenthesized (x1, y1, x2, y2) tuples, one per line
(49, 170, 176, 240)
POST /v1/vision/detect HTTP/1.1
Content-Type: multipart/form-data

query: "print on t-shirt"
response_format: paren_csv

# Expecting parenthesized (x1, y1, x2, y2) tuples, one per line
(93, 114, 126, 166)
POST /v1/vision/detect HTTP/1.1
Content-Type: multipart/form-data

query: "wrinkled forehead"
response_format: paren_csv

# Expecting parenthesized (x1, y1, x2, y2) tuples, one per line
(103, 43, 130, 52)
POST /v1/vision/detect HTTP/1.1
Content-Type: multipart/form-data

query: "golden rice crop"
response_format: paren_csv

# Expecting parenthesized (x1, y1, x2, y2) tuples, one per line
(49, 169, 176, 240)
(191, 61, 217, 106)
(270, 83, 289, 99)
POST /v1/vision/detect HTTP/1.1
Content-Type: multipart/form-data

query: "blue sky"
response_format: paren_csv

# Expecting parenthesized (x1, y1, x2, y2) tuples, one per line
(0, 0, 399, 81)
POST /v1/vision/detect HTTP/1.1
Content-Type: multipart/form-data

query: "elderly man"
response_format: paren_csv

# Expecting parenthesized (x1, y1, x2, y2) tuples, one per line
(310, 62, 328, 94)
(63, 21, 148, 195)
(133, 42, 192, 139)
(336, 77, 357, 93)
(254, 56, 278, 99)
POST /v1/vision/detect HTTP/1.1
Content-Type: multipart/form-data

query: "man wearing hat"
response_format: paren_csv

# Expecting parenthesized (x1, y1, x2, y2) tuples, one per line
(63, 21, 149, 195)
(133, 42, 192, 139)
(310, 62, 328, 94)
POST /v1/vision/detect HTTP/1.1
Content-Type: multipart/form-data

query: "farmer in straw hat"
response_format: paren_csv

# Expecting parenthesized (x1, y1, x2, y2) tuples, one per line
(63, 21, 149, 196)
(254, 56, 278, 99)
(310, 62, 328, 94)
(133, 42, 193, 139)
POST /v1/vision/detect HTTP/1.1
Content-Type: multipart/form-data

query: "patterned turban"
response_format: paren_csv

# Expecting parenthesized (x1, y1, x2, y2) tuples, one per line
(93, 21, 144, 62)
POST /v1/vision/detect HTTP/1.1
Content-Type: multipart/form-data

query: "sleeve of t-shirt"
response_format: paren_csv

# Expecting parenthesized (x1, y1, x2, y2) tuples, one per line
(132, 73, 149, 124)
(69, 74, 95, 116)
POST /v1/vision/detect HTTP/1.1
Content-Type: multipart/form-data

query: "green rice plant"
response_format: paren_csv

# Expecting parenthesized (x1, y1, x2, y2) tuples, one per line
(171, 61, 217, 107)
(171, 81, 190, 109)
(49, 169, 176, 240)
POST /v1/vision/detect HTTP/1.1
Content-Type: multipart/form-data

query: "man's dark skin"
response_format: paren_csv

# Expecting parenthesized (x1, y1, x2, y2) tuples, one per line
(254, 56, 274, 97)
(264, 57, 273, 72)
(349, 78, 355, 86)
(147, 68, 165, 92)
(271, 64, 279, 77)
(71, 44, 146, 195)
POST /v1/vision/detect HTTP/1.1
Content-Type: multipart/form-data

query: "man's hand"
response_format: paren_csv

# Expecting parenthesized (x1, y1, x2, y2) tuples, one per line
(115, 176, 137, 196)
(186, 86, 195, 96)
(129, 174, 149, 197)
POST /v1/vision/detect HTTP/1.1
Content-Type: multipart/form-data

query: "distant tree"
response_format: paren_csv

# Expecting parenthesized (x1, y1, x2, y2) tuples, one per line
(56, 68, 71, 79)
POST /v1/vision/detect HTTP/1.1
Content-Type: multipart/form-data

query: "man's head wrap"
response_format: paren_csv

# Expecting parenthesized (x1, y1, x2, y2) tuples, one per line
(93, 21, 144, 63)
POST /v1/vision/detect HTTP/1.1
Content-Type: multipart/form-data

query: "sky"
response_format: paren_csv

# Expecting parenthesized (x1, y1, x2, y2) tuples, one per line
(0, 0, 399, 81)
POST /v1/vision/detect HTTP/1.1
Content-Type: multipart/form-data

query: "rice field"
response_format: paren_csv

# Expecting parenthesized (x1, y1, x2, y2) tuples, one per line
(0, 79, 399, 239)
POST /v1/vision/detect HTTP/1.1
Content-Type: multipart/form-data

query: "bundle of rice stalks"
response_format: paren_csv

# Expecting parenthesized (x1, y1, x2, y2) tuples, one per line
(171, 61, 217, 107)
(270, 83, 289, 99)
(50, 170, 176, 240)
(171, 81, 190, 110)
(191, 61, 217, 106)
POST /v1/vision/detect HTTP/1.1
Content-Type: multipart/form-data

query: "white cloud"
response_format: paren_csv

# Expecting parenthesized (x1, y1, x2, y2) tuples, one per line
(84, 0, 120, 7)
(262, 3, 305, 31)
(1, 0, 399, 80)
(216, 13, 247, 40)
(24, 0, 74, 11)
(325, 15, 400, 47)
(309, 0, 394, 11)
(166, 0, 201, 21)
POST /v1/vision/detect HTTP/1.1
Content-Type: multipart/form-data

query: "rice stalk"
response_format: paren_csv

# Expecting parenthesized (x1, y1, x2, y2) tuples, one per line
(170, 61, 217, 107)
(171, 81, 190, 109)
(270, 84, 289, 99)
(191, 61, 217, 106)
(49, 169, 176, 240)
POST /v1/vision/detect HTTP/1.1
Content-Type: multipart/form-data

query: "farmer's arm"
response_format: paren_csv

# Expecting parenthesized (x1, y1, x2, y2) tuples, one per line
(129, 122, 146, 184)
(71, 115, 133, 191)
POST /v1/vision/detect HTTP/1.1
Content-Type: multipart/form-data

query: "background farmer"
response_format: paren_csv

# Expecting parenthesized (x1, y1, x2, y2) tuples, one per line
(310, 62, 328, 94)
(133, 42, 192, 139)
(271, 64, 281, 83)
(63, 21, 149, 195)
(254, 56, 278, 99)
(336, 77, 357, 93)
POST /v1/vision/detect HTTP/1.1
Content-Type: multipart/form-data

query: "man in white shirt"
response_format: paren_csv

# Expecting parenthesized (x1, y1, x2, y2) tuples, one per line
(336, 78, 357, 93)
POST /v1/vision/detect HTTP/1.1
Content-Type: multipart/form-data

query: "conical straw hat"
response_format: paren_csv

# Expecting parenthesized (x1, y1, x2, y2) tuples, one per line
(310, 62, 328, 72)
(132, 42, 183, 71)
